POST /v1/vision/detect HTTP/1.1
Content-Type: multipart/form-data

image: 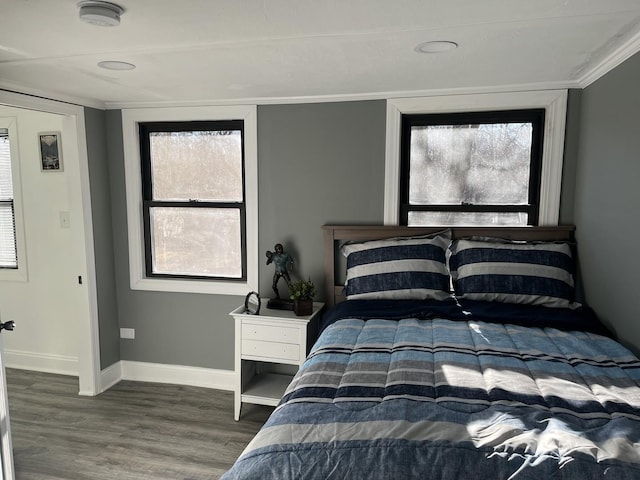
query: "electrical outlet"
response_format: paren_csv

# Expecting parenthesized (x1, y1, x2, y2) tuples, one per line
(120, 328, 135, 339)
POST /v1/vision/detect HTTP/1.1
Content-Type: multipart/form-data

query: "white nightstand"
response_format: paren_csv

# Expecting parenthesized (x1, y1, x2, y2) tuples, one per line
(231, 302, 324, 421)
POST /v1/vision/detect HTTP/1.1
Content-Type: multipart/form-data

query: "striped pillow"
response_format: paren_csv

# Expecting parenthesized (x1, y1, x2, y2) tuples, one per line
(341, 231, 452, 300)
(449, 238, 579, 308)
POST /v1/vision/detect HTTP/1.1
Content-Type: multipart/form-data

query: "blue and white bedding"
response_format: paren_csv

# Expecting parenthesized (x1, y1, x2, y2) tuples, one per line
(222, 300, 640, 479)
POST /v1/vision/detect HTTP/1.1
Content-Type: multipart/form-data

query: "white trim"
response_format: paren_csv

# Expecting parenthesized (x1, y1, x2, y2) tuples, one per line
(7, 81, 576, 112)
(105, 80, 578, 110)
(0, 83, 106, 111)
(122, 105, 259, 295)
(384, 90, 567, 226)
(98, 361, 123, 394)
(4, 349, 78, 377)
(0, 90, 101, 396)
(118, 360, 235, 391)
(0, 90, 86, 120)
(66, 110, 102, 396)
(538, 92, 567, 225)
(383, 105, 402, 225)
(99, 360, 235, 392)
(0, 117, 28, 282)
(0, 335, 15, 480)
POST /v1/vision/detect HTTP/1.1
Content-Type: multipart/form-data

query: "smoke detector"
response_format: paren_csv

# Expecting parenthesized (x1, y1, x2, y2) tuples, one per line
(78, 1, 124, 27)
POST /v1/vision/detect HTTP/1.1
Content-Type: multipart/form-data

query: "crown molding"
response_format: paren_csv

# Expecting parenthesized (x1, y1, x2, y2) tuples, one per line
(577, 28, 640, 88)
(0, 83, 106, 111)
(104, 80, 578, 110)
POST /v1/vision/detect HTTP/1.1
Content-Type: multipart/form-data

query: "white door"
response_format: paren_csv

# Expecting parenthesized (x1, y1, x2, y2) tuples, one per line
(0, 318, 15, 480)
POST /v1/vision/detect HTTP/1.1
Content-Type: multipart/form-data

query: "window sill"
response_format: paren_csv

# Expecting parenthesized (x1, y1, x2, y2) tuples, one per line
(0, 269, 27, 282)
(131, 276, 257, 296)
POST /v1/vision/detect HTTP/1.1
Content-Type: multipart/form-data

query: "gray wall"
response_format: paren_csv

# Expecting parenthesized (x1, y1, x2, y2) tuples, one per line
(104, 100, 386, 371)
(573, 52, 640, 354)
(257, 101, 387, 297)
(84, 107, 120, 369)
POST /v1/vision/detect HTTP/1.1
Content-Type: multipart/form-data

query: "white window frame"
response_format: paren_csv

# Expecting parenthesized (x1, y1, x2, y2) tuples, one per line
(384, 90, 568, 226)
(122, 105, 258, 295)
(0, 116, 28, 282)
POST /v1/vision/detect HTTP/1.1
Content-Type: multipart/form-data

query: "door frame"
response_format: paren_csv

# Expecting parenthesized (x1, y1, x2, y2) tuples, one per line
(0, 332, 15, 479)
(0, 90, 100, 396)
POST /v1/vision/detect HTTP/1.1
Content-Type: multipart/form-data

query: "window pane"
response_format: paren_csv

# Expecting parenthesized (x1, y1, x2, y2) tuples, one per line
(150, 207, 242, 278)
(150, 130, 243, 202)
(0, 132, 13, 200)
(0, 204, 17, 268)
(408, 211, 528, 226)
(0, 131, 17, 268)
(409, 123, 532, 205)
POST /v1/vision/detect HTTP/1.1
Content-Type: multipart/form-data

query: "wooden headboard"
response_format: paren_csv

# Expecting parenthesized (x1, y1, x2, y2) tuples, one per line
(322, 225, 575, 308)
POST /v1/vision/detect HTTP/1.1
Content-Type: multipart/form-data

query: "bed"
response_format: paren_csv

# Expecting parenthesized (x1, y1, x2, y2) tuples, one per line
(222, 225, 640, 479)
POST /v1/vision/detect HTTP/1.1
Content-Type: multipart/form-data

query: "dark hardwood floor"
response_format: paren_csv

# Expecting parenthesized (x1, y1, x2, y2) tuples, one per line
(5, 368, 272, 480)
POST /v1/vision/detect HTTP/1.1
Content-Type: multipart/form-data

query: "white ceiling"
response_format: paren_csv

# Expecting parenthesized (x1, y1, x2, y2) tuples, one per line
(2, 0, 640, 110)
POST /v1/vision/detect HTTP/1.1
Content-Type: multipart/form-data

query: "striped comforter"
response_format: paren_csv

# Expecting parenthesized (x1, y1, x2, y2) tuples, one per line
(223, 309, 640, 479)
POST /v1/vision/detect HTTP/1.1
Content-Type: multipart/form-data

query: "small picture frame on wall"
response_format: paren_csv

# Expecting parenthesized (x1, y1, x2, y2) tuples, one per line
(38, 131, 63, 171)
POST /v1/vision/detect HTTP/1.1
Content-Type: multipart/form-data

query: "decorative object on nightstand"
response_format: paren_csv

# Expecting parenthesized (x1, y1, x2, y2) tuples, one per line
(230, 302, 324, 421)
(244, 291, 261, 315)
(289, 278, 316, 316)
(265, 243, 294, 310)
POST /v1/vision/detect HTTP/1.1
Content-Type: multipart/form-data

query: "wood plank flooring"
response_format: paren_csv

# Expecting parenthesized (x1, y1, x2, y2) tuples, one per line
(5, 368, 272, 480)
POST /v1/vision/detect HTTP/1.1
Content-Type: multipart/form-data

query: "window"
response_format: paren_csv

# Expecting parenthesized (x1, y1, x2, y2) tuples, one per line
(140, 121, 246, 280)
(0, 128, 17, 268)
(122, 105, 258, 295)
(400, 109, 544, 226)
(384, 91, 568, 226)
(0, 117, 26, 282)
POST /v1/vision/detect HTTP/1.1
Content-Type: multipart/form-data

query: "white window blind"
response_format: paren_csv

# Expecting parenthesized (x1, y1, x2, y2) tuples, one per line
(0, 128, 17, 268)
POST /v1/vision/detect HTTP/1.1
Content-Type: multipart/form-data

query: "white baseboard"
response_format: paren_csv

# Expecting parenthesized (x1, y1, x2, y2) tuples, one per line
(99, 361, 122, 393)
(99, 360, 235, 393)
(4, 349, 78, 377)
(3, 353, 235, 395)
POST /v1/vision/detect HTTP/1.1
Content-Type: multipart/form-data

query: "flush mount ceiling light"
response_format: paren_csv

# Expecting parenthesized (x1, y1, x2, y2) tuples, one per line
(414, 41, 458, 54)
(78, 1, 124, 27)
(98, 60, 136, 70)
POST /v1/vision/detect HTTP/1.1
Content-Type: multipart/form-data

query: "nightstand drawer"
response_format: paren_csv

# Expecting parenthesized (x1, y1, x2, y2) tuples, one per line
(241, 339, 299, 361)
(242, 323, 299, 344)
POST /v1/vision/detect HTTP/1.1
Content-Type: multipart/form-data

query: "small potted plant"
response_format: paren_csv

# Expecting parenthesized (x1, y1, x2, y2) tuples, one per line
(289, 278, 316, 316)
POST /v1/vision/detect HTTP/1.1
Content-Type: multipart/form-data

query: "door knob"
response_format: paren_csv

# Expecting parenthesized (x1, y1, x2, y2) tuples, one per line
(0, 321, 15, 331)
